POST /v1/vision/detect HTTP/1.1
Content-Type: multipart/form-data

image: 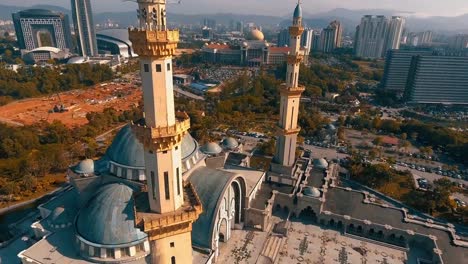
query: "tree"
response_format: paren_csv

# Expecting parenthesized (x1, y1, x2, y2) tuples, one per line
(401, 133, 407, 140)
(373, 136, 384, 146)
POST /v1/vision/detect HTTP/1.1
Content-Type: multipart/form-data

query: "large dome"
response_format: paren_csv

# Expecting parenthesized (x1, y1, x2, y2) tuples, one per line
(106, 125, 198, 167)
(222, 137, 239, 150)
(247, 28, 264, 41)
(313, 158, 329, 169)
(75, 183, 147, 246)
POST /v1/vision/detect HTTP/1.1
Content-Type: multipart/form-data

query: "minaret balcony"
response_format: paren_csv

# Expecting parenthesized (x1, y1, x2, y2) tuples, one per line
(276, 125, 301, 136)
(133, 182, 203, 240)
(279, 83, 305, 96)
(131, 115, 191, 151)
(128, 28, 179, 57)
(287, 54, 304, 64)
(289, 26, 305, 37)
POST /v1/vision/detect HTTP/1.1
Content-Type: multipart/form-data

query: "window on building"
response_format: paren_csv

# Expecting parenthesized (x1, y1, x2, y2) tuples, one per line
(133, 169, 139, 179)
(167, 63, 171, 71)
(144, 64, 149, 72)
(171, 256, 176, 264)
(170, 242, 175, 248)
(176, 168, 181, 195)
(151, 171, 157, 200)
(163, 150, 168, 154)
(175, 146, 178, 150)
(156, 64, 162, 72)
(164, 172, 170, 200)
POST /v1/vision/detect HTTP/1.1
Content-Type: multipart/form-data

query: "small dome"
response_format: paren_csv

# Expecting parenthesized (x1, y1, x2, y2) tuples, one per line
(222, 137, 239, 150)
(313, 158, 329, 169)
(201, 142, 223, 155)
(48, 207, 72, 227)
(247, 28, 264, 41)
(74, 159, 94, 174)
(293, 3, 302, 18)
(303, 187, 321, 198)
(76, 183, 147, 246)
(242, 42, 248, 47)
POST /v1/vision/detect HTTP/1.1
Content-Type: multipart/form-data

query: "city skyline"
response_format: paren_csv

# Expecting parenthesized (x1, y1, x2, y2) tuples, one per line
(1, 0, 468, 17)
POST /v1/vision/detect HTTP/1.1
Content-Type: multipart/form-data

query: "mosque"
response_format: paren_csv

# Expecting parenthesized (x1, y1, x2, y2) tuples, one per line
(201, 27, 292, 66)
(15, 1, 468, 264)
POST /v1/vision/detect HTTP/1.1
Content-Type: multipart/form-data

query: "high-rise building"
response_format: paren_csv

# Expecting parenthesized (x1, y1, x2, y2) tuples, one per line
(278, 27, 313, 53)
(320, 20, 342, 53)
(354, 15, 405, 58)
(385, 16, 405, 51)
(129, 0, 202, 262)
(236, 21, 244, 34)
(71, 0, 98, 56)
(12, 9, 73, 53)
(203, 18, 216, 29)
(382, 49, 433, 92)
(449, 34, 468, 50)
(312, 30, 322, 51)
(405, 55, 468, 105)
(270, 2, 306, 184)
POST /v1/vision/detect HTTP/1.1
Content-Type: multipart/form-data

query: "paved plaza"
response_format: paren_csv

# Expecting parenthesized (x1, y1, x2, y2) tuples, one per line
(278, 221, 407, 264)
(216, 217, 408, 264)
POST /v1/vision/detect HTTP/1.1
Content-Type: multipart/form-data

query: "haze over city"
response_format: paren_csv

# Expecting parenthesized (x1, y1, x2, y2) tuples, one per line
(1, 0, 468, 16)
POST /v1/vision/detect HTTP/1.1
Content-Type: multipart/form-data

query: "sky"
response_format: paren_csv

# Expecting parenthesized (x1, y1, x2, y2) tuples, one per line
(2, 0, 468, 17)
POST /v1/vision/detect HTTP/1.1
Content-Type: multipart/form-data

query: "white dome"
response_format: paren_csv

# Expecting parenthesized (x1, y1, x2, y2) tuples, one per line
(303, 187, 321, 198)
(248, 28, 264, 41)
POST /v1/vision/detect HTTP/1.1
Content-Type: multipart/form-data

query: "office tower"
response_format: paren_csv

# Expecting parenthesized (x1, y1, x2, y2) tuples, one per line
(320, 21, 342, 53)
(71, 0, 98, 56)
(203, 18, 216, 29)
(419, 31, 433, 45)
(278, 27, 313, 53)
(128, 0, 202, 262)
(278, 28, 289, 47)
(236, 21, 244, 34)
(385, 16, 405, 51)
(449, 34, 468, 50)
(405, 55, 468, 105)
(354, 15, 405, 58)
(382, 49, 433, 92)
(312, 30, 322, 51)
(301, 28, 314, 53)
(274, 2, 305, 168)
(202, 27, 213, 39)
(12, 9, 72, 53)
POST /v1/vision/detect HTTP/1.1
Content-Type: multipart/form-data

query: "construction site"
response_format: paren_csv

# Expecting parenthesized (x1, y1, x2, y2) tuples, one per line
(0, 80, 142, 128)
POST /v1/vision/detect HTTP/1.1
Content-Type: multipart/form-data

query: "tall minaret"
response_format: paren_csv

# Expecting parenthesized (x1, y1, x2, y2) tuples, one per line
(274, 2, 305, 167)
(129, 1, 202, 263)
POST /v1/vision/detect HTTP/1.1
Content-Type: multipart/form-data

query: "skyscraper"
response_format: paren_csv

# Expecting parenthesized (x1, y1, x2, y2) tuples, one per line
(354, 15, 405, 58)
(12, 9, 73, 53)
(71, 0, 98, 56)
(321, 20, 342, 52)
(129, 0, 202, 262)
(270, 2, 305, 183)
(449, 34, 468, 50)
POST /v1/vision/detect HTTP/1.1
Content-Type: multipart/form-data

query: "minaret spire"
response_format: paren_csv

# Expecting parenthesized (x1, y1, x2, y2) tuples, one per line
(273, 2, 305, 168)
(129, 1, 202, 263)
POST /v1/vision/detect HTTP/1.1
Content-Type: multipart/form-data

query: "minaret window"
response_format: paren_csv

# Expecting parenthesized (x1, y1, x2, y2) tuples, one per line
(144, 64, 149, 72)
(290, 107, 295, 129)
(156, 64, 162, 72)
(151, 171, 156, 199)
(167, 63, 171, 71)
(171, 256, 176, 264)
(164, 171, 170, 200)
(176, 167, 181, 195)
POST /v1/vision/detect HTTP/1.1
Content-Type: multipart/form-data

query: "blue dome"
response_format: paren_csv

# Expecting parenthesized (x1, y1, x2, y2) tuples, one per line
(201, 142, 223, 155)
(303, 187, 321, 198)
(293, 3, 302, 18)
(106, 125, 198, 167)
(222, 137, 239, 150)
(313, 158, 328, 169)
(74, 159, 94, 174)
(76, 183, 147, 246)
